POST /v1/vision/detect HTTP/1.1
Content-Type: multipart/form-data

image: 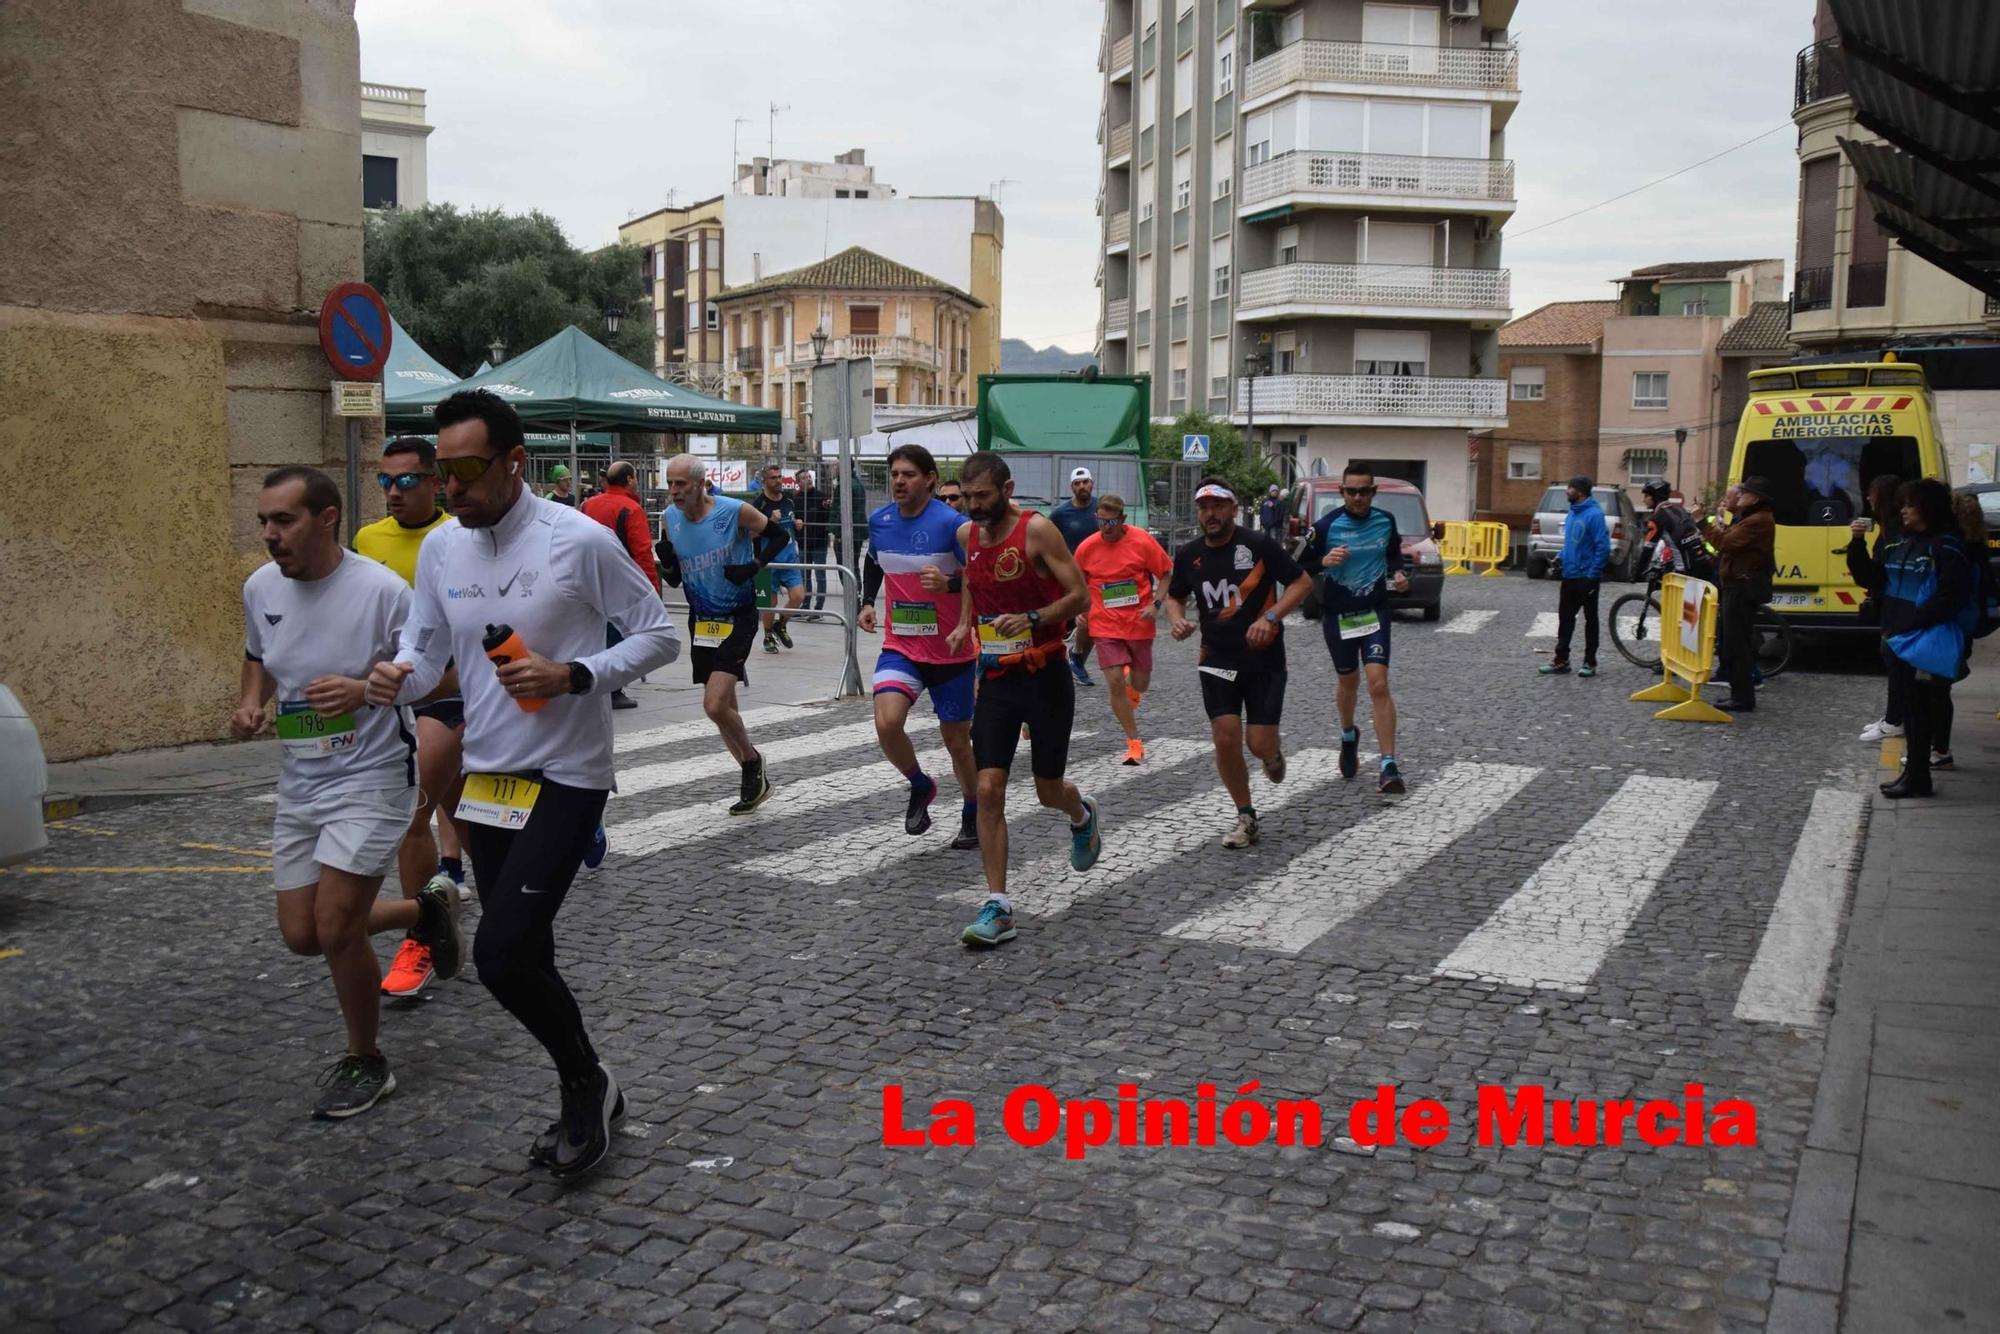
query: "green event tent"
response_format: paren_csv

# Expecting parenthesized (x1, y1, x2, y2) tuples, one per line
(382, 321, 612, 446)
(387, 324, 780, 436)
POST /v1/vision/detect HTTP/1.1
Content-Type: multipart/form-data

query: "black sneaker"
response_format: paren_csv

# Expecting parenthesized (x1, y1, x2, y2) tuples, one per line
(415, 881, 464, 982)
(549, 1063, 620, 1181)
(610, 689, 638, 710)
(1338, 728, 1360, 781)
(904, 775, 936, 835)
(312, 1053, 395, 1120)
(949, 816, 979, 851)
(763, 633, 779, 655)
(532, 1085, 626, 1168)
(730, 754, 771, 815)
(774, 622, 794, 649)
(1379, 762, 1407, 796)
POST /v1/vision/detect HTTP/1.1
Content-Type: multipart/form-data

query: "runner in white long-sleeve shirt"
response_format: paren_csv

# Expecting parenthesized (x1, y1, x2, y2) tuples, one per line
(366, 389, 680, 1181)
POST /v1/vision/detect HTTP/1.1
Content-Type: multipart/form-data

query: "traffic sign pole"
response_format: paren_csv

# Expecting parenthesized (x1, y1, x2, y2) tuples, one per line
(316, 282, 392, 545)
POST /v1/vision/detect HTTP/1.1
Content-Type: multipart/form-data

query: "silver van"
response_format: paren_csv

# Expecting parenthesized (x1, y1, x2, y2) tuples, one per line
(1524, 485, 1642, 582)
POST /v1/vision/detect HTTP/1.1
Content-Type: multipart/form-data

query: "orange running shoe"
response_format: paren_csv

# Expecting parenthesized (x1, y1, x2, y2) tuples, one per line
(381, 937, 434, 997)
(1122, 738, 1145, 766)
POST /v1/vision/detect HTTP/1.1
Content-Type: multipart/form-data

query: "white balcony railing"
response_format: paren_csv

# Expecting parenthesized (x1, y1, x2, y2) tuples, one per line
(1237, 373, 1506, 421)
(1105, 298, 1130, 336)
(790, 335, 940, 366)
(1108, 121, 1133, 161)
(1243, 40, 1519, 102)
(1107, 211, 1131, 248)
(1110, 31, 1135, 73)
(1235, 263, 1510, 314)
(1241, 151, 1514, 209)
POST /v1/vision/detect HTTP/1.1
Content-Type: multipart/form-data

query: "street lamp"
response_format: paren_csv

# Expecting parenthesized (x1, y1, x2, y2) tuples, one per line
(602, 303, 624, 340)
(810, 325, 829, 366)
(1674, 426, 1688, 495)
(1243, 349, 1270, 467)
(487, 336, 507, 366)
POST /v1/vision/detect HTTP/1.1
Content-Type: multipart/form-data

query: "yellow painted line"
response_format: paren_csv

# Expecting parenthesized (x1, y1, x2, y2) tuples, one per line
(41, 798, 84, 821)
(180, 842, 273, 859)
(0, 865, 267, 876)
(0, 947, 23, 961)
(1879, 737, 1904, 772)
(48, 821, 119, 837)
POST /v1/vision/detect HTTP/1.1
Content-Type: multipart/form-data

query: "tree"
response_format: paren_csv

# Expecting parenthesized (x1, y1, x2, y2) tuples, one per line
(1148, 409, 1278, 499)
(364, 204, 653, 376)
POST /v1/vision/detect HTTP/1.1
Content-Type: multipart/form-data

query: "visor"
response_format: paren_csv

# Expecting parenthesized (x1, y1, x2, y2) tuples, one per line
(1194, 484, 1236, 503)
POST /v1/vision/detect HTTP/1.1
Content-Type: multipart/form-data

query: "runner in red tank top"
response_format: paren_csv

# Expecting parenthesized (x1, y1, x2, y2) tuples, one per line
(943, 451, 1103, 947)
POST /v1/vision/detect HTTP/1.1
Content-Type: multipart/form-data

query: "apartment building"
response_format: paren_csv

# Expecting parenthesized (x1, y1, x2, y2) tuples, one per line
(619, 195, 729, 389)
(713, 247, 982, 443)
(360, 82, 430, 210)
(1480, 300, 1612, 528)
(736, 147, 891, 199)
(1096, 0, 1518, 520)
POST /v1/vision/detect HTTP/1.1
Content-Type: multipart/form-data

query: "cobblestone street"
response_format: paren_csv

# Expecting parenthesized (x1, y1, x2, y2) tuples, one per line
(0, 575, 1894, 1332)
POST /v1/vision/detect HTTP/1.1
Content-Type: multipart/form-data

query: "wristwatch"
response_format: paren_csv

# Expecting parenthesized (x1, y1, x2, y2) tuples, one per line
(1264, 610, 1281, 624)
(1026, 609, 1042, 627)
(567, 661, 595, 696)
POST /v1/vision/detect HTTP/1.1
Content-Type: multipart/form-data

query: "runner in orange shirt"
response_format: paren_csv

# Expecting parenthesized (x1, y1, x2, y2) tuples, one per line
(1071, 493, 1173, 765)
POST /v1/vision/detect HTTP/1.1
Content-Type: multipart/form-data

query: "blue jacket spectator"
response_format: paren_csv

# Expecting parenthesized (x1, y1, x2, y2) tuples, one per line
(1559, 494, 1610, 579)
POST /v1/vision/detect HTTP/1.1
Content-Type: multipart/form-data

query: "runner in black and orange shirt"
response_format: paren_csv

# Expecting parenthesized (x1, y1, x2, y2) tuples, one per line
(1167, 478, 1311, 849)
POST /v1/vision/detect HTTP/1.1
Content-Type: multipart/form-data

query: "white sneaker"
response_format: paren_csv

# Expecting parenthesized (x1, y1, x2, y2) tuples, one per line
(1222, 812, 1259, 849)
(1858, 720, 1904, 741)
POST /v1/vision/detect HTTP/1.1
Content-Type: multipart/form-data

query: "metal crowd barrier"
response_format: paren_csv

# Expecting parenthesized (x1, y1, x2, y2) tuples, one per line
(1630, 573, 1729, 724)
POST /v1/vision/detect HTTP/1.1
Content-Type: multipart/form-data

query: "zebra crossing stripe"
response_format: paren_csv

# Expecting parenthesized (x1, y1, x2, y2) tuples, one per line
(1525, 612, 1560, 637)
(763, 738, 1207, 888)
(943, 748, 1352, 915)
(1165, 762, 1540, 954)
(613, 703, 840, 755)
(1435, 611, 1498, 635)
(614, 720, 882, 800)
(1434, 774, 1717, 992)
(1733, 789, 1866, 1026)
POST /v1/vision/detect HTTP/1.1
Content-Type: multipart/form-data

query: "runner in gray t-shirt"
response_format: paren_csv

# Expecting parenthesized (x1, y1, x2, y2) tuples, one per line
(235, 467, 464, 1120)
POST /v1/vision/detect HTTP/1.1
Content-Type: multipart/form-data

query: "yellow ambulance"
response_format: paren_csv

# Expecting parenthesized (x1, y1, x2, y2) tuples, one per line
(1725, 359, 1947, 629)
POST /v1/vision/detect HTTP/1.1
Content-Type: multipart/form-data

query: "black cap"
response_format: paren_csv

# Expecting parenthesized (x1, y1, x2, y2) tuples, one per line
(1642, 480, 1672, 502)
(1737, 476, 1774, 499)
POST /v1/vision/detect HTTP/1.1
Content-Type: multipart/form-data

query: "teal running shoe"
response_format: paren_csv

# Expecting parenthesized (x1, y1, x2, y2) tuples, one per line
(1070, 796, 1101, 872)
(961, 898, 1015, 948)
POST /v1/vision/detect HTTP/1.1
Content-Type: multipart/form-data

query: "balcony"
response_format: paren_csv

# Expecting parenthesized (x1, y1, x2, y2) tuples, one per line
(1242, 39, 1520, 108)
(1793, 266, 1834, 313)
(1105, 298, 1130, 338)
(1241, 150, 1515, 218)
(1234, 373, 1507, 427)
(790, 334, 940, 367)
(1235, 263, 1511, 322)
(1794, 40, 1849, 111)
(1108, 121, 1133, 163)
(1110, 31, 1134, 77)
(733, 347, 762, 371)
(1107, 210, 1131, 251)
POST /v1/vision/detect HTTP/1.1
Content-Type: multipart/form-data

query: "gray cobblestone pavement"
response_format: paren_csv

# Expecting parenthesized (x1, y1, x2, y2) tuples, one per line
(1, 575, 1894, 1331)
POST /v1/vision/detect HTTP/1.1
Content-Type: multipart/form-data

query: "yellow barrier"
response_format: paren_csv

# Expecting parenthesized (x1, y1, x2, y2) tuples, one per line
(1470, 521, 1510, 577)
(1439, 521, 1477, 575)
(1629, 573, 1730, 724)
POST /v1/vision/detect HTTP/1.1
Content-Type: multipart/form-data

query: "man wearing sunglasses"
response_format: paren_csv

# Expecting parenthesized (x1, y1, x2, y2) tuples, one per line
(366, 389, 681, 1182)
(1301, 464, 1409, 795)
(937, 480, 965, 513)
(354, 437, 471, 1000)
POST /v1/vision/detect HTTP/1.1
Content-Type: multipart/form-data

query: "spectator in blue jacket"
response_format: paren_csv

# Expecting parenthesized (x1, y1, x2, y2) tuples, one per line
(1539, 474, 1609, 677)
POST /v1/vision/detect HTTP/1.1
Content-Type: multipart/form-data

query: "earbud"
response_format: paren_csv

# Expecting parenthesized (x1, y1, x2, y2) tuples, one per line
(510, 462, 520, 476)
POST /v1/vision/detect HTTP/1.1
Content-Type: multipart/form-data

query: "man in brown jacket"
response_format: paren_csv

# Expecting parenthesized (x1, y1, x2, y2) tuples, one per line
(1694, 477, 1777, 711)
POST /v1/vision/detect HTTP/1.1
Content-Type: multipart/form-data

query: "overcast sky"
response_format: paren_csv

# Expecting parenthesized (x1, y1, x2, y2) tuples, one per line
(357, 0, 1810, 352)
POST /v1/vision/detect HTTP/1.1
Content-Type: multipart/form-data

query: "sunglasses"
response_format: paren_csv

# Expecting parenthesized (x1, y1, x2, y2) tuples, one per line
(377, 471, 430, 492)
(1342, 486, 1376, 497)
(435, 455, 502, 485)
(940, 493, 964, 505)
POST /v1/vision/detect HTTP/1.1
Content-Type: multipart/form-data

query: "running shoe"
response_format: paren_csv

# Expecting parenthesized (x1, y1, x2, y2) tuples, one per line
(1222, 811, 1259, 849)
(1379, 761, 1407, 796)
(1577, 664, 1598, 679)
(584, 824, 608, 870)
(774, 622, 794, 649)
(1537, 662, 1571, 676)
(1069, 796, 1101, 872)
(380, 938, 433, 998)
(548, 1063, 621, 1182)
(950, 816, 980, 851)
(1263, 750, 1287, 783)
(763, 633, 780, 655)
(1069, 653, 1095, 687)
(905, 774, 937, 835)
(312, 1053, 395, 1120)
(730, 755, 771, 815)
(1122, 738, 1145, 766)
(1931, 751, 1954, 770)
(416, 878, 464, 981)
(1858, 719, 1903, 741)
(532, 1085, 626, 1169)
(1338, 727, 1360, 781)
(961, 898, 1016, 948)
(610, 689, 638, 710)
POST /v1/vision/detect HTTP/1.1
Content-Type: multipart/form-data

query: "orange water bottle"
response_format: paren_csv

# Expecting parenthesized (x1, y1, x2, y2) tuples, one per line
(483, 623, 547, 713)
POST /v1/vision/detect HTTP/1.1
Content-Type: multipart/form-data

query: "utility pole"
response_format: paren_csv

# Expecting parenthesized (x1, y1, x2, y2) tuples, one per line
(733, 117, 752, 188)
(989, 178, 1019, 206)
(768, 101, 790, 166)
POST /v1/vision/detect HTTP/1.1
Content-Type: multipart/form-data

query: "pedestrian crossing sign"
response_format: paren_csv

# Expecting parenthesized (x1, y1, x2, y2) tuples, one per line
(1182, 434, 1210, 462)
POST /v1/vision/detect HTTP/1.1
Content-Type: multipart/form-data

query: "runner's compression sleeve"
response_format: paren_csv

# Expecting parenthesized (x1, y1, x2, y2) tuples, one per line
(753, 525, 789, 569)
(862, 551, 884, 603)
(656, 532, 683, 587)
(557, 522, 681, 688)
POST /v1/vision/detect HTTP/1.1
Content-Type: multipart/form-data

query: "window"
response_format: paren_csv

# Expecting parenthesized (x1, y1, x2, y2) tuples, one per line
(704, 301, 719, 330)
(855, 189, 869, 199)
(1360, 219, 1432, 286)
(1211, 335, 1231, 397)
(1510, 366, 1546, 401)
(703, 236, 720, 270)
(1173, 151, 1192, 210)
(1276, 224, 1299, 266)
(835, 189, 850, 198)
(1140, 73, 1158, 130)
(1506, 445, 1542, 481)
(1175, 54, 1194, 113)
(849, 305, 881, 335)
(1632, 372, 1669, 409)
(874, 386, 890, 406)
(1212, 236, 1231, 297)
(362, 154, 398, 209)
(1625, 449, 1669, 486)
(1354, 328, 1428, 376)
(1138, 163, 1156, 221)
(1274, 330, 1297, 375)
(1136, 253, 1154, 308)
(1245, 110, 1272, 167)
(1171, 340, 1188, 400)
(1680, 299, 1708, 315)
(1212, 137, 1233, 198)
(1744, 435, 1920, 526)
(1170, 244, 1190, 306)
(1217, 38, 1234, 96)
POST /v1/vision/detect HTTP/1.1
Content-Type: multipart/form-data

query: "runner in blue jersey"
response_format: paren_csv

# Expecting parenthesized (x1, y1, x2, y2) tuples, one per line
(1302, 463, 1410, 794)
(749, 463, 806, 654)
(659, 454, 789, 813)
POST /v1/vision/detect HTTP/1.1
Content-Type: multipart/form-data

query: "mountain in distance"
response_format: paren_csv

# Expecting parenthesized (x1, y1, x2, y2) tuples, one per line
(1000, 338, 1095, 374)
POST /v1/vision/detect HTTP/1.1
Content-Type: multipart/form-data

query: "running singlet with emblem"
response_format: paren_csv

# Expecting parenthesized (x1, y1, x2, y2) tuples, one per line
(664, 495, 757, 617)
(1304, 506, 1402, 615)
(965, 511, 1067, 671)
(354, 509, 454, 586)
(1168, 528, 1303, 673)
(870, 499, 973, 664)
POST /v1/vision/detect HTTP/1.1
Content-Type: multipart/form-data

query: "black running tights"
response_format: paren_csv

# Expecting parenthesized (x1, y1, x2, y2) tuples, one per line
(462, 777, 608, 1084)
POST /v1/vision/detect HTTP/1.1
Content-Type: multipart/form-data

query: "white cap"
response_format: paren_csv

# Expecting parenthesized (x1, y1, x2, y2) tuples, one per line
(1069, 466, 1093, 483)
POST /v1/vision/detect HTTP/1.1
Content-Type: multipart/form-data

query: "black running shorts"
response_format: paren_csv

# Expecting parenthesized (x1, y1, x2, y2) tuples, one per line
(1198, 665, 1286, 727)
(971, 666, 1075, 780)
(690, 607, 758, 685)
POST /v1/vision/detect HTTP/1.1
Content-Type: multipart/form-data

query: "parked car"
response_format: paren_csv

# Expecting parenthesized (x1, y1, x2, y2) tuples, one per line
(1525, 484, 1643, 581)
(0, 685, 50, 868)
(1288, 477, 1445, 622)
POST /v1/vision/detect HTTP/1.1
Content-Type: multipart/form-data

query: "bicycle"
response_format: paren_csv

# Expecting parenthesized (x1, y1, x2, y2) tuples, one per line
(1609, 558, 1795, 679)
